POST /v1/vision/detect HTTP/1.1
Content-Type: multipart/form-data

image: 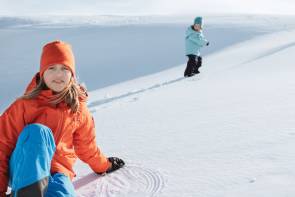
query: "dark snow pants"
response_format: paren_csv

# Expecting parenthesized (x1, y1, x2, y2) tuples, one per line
(184, 55, 202, 77)
(9, 124, 76, 197)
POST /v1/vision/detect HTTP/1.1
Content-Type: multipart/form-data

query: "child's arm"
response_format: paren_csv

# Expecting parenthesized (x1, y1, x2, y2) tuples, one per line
(187, 33, 209, 47)
(0, 100, 26, 194)
(73, 105, 110, 174)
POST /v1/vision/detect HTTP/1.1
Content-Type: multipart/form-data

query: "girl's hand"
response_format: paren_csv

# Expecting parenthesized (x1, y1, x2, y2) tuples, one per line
(106, 157, 125, 173)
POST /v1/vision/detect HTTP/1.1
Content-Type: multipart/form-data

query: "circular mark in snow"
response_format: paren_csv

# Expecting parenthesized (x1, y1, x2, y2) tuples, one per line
(76, 165, 165, 197)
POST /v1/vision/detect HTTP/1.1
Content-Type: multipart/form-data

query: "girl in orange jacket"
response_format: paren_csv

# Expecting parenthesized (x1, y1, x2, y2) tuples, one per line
(0, 41, 124, 197)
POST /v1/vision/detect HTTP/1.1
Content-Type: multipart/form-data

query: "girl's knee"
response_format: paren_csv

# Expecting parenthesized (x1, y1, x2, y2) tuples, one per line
(24, 123, 51, 133)
(20, 123, 55, 149)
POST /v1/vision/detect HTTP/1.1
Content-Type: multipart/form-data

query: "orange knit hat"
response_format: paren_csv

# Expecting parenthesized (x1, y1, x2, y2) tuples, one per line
(40, 40, 75, 77)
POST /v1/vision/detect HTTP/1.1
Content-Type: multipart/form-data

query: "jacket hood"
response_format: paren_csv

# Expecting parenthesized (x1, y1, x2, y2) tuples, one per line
(25, 73, 40, 94)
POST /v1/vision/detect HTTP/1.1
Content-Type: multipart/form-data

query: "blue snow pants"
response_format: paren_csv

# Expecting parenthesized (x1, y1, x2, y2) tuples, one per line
(9, 123, 76, 197)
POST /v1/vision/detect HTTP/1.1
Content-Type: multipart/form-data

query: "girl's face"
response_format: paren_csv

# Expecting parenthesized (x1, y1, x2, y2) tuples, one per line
(193, 24, 202, 31)
(43, 64, 72, 92)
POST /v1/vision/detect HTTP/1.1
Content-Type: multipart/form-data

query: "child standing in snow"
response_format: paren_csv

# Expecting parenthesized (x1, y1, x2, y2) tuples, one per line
(184, 16, 209, 77)
(0, 41, 125, 197)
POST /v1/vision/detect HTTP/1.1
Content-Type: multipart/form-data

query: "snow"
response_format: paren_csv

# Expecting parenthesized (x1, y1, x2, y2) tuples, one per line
(2, 14, 295, 112)
(2, 0, 295, 15)
(1, 14, 295, 196)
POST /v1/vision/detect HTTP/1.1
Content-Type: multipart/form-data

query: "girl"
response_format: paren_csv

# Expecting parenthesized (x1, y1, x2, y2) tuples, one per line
(0, 41, 125, 197)
(184, 16, 209, 77)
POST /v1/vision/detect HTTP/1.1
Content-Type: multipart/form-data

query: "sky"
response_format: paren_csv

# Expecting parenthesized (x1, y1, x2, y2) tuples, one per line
(0, 0, 295, 16)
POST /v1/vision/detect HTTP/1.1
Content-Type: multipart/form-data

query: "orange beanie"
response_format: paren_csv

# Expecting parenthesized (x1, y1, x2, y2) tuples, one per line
(40, 40, 75, 77)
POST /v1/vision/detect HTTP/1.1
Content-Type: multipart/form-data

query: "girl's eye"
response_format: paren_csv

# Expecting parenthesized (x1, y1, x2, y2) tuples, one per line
(48, 67, 55, 70)
(62, 67, 69, 71)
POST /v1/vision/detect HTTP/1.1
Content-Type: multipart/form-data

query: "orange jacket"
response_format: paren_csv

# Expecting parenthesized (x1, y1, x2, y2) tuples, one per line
(0, 75, 110, 193)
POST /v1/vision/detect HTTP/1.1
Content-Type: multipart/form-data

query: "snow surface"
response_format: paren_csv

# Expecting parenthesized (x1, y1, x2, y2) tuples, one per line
(2, 14, 295, 112)
(73, 28, 295, 197)
(1, 15, 295, 196)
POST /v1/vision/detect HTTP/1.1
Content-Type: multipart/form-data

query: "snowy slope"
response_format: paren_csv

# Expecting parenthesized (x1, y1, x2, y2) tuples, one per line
(2, 14, 295, 113)
(73, 29, 295, 196)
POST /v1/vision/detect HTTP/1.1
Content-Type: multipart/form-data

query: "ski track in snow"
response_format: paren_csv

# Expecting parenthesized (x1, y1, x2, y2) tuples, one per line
(88, 77, 185, 110)
(75, 165, 165, 197)
(88, 76, 201, 112)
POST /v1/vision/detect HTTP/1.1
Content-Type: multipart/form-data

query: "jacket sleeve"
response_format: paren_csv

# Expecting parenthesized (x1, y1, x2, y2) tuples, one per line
(73, 105, 110, 173)
(187, 33, 208, 47)
(0, 100, 26, 193)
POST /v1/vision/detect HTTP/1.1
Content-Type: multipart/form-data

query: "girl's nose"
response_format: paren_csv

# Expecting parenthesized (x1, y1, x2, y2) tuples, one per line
(55, 70, 64, 77)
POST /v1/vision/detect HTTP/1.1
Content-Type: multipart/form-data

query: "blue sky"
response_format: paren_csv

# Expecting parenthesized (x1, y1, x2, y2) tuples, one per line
(0, 0, 295, 15)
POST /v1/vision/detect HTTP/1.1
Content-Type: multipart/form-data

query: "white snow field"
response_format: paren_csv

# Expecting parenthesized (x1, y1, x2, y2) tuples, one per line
(74, 22, 295, 196)
(1, 15, 295, 196)
(1, 14, 295, 112)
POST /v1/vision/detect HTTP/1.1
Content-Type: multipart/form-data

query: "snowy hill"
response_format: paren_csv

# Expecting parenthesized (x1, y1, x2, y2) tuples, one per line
(72, 28, 295, 196)
(2, 14, 295, 113)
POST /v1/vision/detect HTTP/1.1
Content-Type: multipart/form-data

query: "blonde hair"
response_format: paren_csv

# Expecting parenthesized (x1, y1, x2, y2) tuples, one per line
(21, 75, 87, 113)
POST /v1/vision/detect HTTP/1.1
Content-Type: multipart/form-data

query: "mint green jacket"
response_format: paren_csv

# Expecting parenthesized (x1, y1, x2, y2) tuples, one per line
(185, 26, 208, 56)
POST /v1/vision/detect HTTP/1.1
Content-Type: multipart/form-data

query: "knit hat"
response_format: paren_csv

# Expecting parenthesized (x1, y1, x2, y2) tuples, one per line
(40, 40, 75, 77)
(194, 16, 203, 26)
